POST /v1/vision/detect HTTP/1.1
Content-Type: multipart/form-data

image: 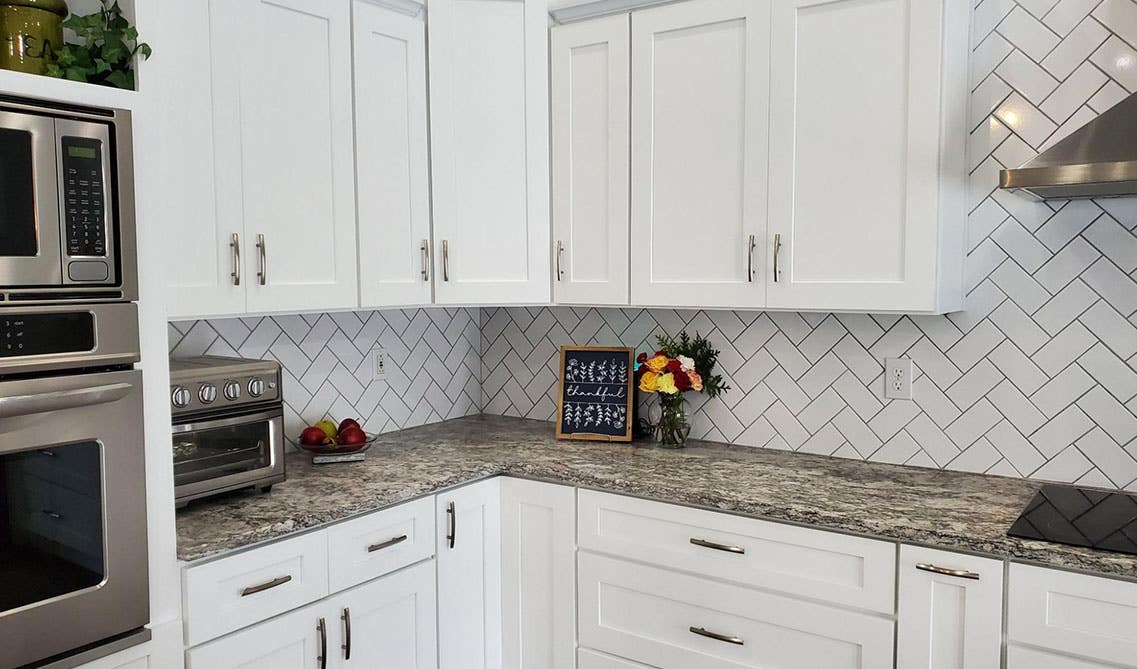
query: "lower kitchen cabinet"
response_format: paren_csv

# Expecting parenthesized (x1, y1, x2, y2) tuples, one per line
(436, 479, 503, 669)
(186, 559, 436, 669)
(501, 478, 576, 669)
(896, 545, 1003, 669)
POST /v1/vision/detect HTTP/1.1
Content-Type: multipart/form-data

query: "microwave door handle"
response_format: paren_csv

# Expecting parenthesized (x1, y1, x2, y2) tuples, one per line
(0, 382, 133, 419)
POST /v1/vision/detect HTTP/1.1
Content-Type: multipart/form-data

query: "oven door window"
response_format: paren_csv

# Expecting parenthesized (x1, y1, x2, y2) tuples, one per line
(0, 127, 40, 257)
(173, 418, 272, 486)
(0, 442, 105, 613)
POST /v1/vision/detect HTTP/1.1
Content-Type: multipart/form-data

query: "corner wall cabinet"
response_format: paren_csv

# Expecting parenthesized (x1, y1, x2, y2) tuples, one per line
(178, 479, 1137, 669)
(428, 0, 551, 305)
(550, 0, 969, 313)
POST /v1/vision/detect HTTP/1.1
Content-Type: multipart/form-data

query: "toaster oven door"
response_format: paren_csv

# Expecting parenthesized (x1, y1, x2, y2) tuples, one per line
(173, 407, 285, 505)
(0, 110, 64, 287)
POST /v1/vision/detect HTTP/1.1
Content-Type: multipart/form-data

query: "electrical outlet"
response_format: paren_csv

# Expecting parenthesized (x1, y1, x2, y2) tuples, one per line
(373, 347, 388, 380)
(884, 358, 912, 400)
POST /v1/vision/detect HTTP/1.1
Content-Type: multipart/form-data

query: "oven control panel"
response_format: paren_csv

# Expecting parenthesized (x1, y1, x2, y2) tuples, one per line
(0, 312, 95, 357)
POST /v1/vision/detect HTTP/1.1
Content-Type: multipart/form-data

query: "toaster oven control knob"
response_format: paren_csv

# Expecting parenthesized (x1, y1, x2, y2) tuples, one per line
(171, 386, 191, 409)
(198, 383, 218, 404)
(248, 378, 266, 398)
(223, 380, 242, 401)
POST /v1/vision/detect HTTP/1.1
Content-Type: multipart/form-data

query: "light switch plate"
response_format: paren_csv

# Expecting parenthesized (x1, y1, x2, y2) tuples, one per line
(885, 358, 912, 400)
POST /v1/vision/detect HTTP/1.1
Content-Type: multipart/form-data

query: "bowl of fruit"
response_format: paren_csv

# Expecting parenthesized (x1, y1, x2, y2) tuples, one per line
(296, 418, 377, 455)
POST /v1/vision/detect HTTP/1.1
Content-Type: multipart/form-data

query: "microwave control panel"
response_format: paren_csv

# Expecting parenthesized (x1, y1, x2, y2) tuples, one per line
(61, 136, 107, 258)
(0, 312, 95, 357)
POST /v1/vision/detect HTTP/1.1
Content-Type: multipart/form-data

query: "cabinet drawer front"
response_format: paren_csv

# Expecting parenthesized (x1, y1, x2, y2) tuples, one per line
(579, 648, 653, 669)
(183, 530, 330, 646)
(578, 490, 895, 613)
(578, 552, 894, 669)
(1009, 563, 1137, 667)
(1007, 645, 1120, 669)
(326, 496, 435, 593)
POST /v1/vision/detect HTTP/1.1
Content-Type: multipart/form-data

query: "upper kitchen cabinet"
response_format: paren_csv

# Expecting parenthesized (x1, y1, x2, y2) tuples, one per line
(629, 0, 769, 308)
(354, 0, 432, 307)
(551, 14, 630, 306)
(427, 0, 551, 305)
(765, 0, 968, 313)
(209, 0, 359, 314)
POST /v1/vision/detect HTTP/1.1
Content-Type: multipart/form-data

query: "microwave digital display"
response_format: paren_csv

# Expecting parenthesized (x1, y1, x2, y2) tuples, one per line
(67, 145, 98, 160)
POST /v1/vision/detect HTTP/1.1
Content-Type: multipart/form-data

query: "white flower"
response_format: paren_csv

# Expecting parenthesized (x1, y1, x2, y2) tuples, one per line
(678, 355, 695, 372)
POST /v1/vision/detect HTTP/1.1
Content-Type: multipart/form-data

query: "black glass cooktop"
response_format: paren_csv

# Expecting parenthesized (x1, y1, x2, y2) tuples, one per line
(1008, 484, 1137, 556)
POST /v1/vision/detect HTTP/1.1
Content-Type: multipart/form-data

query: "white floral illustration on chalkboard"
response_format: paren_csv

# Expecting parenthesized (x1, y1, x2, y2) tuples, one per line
(563, 356, 629, 431)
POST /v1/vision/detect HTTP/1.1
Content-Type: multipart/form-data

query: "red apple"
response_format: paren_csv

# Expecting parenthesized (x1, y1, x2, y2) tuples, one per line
(338, 426, 367, 446)
(300, 426, 326, 446)
(338, 418, 361, 434)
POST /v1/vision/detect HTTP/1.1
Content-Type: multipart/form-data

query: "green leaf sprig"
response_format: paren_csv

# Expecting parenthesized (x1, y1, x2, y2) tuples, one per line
(44, 0, 151, 89)
(655, 331, 731, 399)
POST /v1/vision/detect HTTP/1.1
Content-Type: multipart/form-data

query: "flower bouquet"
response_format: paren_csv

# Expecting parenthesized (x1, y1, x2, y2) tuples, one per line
(636, 331, 729, 447)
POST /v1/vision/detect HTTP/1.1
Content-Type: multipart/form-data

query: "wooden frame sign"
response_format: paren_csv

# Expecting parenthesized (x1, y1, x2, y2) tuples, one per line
(555, 346, 635, 442)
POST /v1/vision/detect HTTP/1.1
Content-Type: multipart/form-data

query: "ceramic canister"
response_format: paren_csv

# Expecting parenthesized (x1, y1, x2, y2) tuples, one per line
(0, 0, 67, 75)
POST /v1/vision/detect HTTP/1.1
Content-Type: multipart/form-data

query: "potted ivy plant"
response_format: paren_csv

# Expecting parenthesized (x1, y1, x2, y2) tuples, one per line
(44, 0, 150, 89)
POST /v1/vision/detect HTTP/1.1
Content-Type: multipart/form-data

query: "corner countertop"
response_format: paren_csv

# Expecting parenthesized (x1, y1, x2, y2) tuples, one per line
(176, 415, 1137, 579)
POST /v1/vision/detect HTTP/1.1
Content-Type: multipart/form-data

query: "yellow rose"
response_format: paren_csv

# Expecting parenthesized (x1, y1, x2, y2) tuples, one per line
(657, 372, 679, 395)
(639, 371, 659, 393)
(646, 355, 669, 373)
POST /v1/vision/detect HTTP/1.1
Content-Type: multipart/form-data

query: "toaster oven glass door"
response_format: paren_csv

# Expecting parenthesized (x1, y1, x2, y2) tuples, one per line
(173, 407, 283, 502)
(0, 111, 63, 286)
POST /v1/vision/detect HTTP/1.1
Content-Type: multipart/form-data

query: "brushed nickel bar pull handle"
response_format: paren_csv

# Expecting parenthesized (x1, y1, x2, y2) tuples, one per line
(256, 234, 267, 286)
(442, 239, 450, 282)
(239, 574, 292, 596)
(231, 233, 241, 286)
(317, 617, 327, 669)
(420, 239, 430, 281)
(367, 534, 408, 553)
(690, 626, 744, 646)
(556, 240, 564, 281)
(747, 234, 756, 282)
(690, 537, 746, 555)
(773, 233, 782, 283)
(341, 607, 352, 660)
(446, 501, 456, 549)
(916, 563, 980, 580)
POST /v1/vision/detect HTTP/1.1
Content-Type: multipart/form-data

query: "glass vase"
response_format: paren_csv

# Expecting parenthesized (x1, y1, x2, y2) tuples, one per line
(656, 394, 690, 448)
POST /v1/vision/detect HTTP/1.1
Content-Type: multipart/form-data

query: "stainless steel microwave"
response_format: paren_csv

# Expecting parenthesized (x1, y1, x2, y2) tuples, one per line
(0, 95, 137, 303)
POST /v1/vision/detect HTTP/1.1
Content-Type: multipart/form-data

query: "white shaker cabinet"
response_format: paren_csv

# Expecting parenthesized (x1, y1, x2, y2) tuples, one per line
(500, 478, 576, 669)
(629, 0, 769, 308)
(331, 559, 438, 668)
(209, 0, 359, 314)
(436, 479, 503, 669)
(353, 0, 433, 307)
(186, 599, 334, 669)
(765, 0, 968, 313)
(551, 14, 631, 306)
(896, 545, 1003, 669)
(428, 0, 551, 304)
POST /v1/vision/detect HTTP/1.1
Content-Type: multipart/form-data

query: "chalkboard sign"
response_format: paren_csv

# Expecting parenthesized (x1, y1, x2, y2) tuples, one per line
(555, 346, 635, 442)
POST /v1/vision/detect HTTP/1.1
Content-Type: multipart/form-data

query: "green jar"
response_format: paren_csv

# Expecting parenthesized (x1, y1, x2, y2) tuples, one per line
(0, 0, 66, 75)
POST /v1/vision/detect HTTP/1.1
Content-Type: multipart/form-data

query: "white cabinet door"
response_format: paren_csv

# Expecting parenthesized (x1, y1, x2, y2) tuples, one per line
(210, 0, 359, 314)
(158, 0, 244, 318)
(428, 0, 550, 304)
(629, 0, 769, 308)
(186, 600, 337, 669)
(766, 0, 967, 312)
(332, 559, 438, 668)
(437, 479, 503, 669)
(896, 545, 1003, 669)
(500, 479, 576, 669)
(551, 14, 630, 306)
(354, 0, 432, 307)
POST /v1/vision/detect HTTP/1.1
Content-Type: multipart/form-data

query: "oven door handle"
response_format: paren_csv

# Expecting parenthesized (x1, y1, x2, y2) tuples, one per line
(0, 382, 133, 419)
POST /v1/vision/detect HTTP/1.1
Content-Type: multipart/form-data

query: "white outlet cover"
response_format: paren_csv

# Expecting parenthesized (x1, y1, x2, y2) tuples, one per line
(373, 348, 388, 380)
(884, 358, 912, 400)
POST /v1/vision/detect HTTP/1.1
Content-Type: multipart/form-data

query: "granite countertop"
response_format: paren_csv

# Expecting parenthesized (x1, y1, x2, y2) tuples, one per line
(177, 415, 1137, 579)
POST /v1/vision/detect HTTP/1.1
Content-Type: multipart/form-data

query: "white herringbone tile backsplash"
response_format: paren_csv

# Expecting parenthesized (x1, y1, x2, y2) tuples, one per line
(480, 0, 1137, 490)
(169, 309, 481, 439)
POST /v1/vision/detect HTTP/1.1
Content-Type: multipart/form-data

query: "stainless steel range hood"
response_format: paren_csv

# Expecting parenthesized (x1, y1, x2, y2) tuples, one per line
(999, 92, 1137, 200)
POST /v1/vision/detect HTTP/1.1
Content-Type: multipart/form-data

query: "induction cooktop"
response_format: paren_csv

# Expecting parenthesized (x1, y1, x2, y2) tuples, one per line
(1008, 484, 1137, 556)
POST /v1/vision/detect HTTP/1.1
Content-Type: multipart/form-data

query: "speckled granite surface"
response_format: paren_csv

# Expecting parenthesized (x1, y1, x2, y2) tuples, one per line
(176, 415, 1137, 579)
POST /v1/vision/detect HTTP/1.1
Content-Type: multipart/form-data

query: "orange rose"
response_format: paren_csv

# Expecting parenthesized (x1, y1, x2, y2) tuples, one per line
(687, 370, 703, 391)
(645, 355, 669, 373)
